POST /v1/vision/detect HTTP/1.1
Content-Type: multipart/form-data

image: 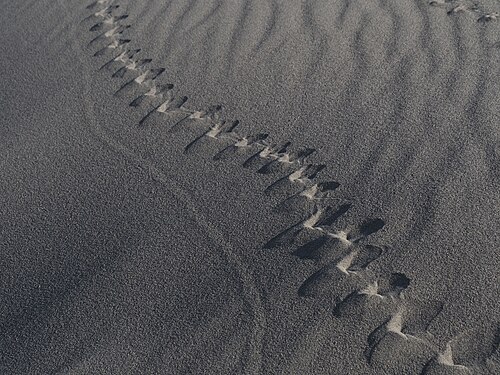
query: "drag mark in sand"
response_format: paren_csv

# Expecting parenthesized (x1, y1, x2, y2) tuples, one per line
(77, 2, 267, 374)
(80, 1, 500, 373)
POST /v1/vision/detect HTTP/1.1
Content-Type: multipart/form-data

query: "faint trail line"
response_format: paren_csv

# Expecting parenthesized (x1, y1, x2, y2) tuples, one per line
(64, 6, 266, 374)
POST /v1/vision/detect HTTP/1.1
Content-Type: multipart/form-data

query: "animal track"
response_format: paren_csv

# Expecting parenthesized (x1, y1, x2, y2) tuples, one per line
(332, 275, 412, 319)
(83, 4, 120, 23)
(422, 326, 500, 374)
(429, 0, 499, 24)
(478, 12, 499, 23)
(93, 38, 131, 57)
(88, 24, 130, 46)
(243, 141, 290, 169)
(138, 92, 190, 127)
(264, 163, 326, 198)
(115, 68, 165, 100)
(213, 132, 269, 161)
(112, 58, 152, 78)
(257, 146, 316, 175)
(90, 14, 128, 32)
(365, 303, 440, 372)
(170, 105, 224, 134)
(99, 47, 140, 69)
(298, 248, 395, 298)
(184, 120, 240, 155)
(86, 0, 114, 10)
(274, 180, 340, 215)
(82, 2, 497, 373)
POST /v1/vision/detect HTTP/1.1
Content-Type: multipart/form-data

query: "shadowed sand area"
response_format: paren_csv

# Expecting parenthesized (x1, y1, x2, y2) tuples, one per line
(0, 0, 499, 373)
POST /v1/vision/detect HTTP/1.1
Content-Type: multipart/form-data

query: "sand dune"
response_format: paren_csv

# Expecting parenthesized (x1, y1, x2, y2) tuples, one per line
(0, 0, 499, 373)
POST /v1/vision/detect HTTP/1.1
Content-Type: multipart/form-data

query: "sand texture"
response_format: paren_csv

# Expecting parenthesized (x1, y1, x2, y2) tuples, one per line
(0, 0, 499, 374)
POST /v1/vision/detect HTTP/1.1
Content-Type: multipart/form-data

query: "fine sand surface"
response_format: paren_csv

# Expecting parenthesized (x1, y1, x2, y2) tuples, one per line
(0, 0, 499, 374)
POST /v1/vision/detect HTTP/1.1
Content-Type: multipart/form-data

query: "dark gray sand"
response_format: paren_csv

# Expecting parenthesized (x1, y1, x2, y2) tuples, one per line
(0, 0, 499, 374)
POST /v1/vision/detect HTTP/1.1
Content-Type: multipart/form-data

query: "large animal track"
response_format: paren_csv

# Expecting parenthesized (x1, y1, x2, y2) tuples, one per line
(82, 1, 499, 373)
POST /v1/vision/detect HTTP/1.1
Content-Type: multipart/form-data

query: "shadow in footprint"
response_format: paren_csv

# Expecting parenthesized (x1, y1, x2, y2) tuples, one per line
(298, 262, 353, 298)
(257, 147, 315, 175)
(83, 5, 121, 23)
(99, 48, 141, 70)
(88, 25, 131, 46)
(130, 83, 174, 108)
(112, 58, 152, 78)
(317, 203, 352, 227)
(93, 39, 131, 57)
(184, 120, 240, 155)
(213, 133, 269, 161)
(349, 218, 386, 243)
(243, 141, 291, 170)
(264, 208, 322, 249)
(365, 303, 440, 372)
(90, 15, 129, 32)
(170, 105, 223, 134)
(376, 272, 411, 298)
(291, 204, 353, 262)
(293, 235, 330, 260)
(139, 94, 189, 127)
(265, 164, 326, 197)
(115, 67, 164, 95)
(263, 223, 303, 249)
(87, 1, 112, 10)
(348, 245, 385, 272)
(275, 180, 340, 214)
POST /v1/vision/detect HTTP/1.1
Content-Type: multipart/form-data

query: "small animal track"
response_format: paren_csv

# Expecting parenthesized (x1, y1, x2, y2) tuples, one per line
(130, 83, 174, 107)
(82, 1, 499, 372)
(429, 0, 499, 25)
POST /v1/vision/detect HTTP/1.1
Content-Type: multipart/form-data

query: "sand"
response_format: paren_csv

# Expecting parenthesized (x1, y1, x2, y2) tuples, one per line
(0, 0, 499, 373)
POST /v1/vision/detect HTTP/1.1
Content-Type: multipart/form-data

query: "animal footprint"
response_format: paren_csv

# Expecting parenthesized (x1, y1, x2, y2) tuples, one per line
(90, 14, 129, 32)
(366, 300, 440, 371)
(86, 0, 114, 10)
(115, 67, 165, 98)
(369, 272, 411, 299)
(213, 133, 269, 161)
(93, 38, 131, 57)
(243, 141, 291, 170)
(423, 325, 500, 374)
(169, 105, 223, 133)
(422, 346, 472, 374)
(292, 204, 352, 259)
(184, 120, 240, 155)
(275, 180, 340, 215)
(297, 244, 385, 298)
(264, 163, 326, 198)
(88, 24, 131, 46)
(298, 180, 339, 200)
(347, 218, 386, 243)
(447, 4, 478, 15)
(130, 83, 174, 107)
(100, 48, 141, 70)
(478, 12, 499, 23)
(295, 203, 385, 249)
(112, 58, 152, 78)
(83, 5, 120, 23)
(263, 207, 324, 249)
(331, 273, 416, 321)
(257, 147, 316, 175)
